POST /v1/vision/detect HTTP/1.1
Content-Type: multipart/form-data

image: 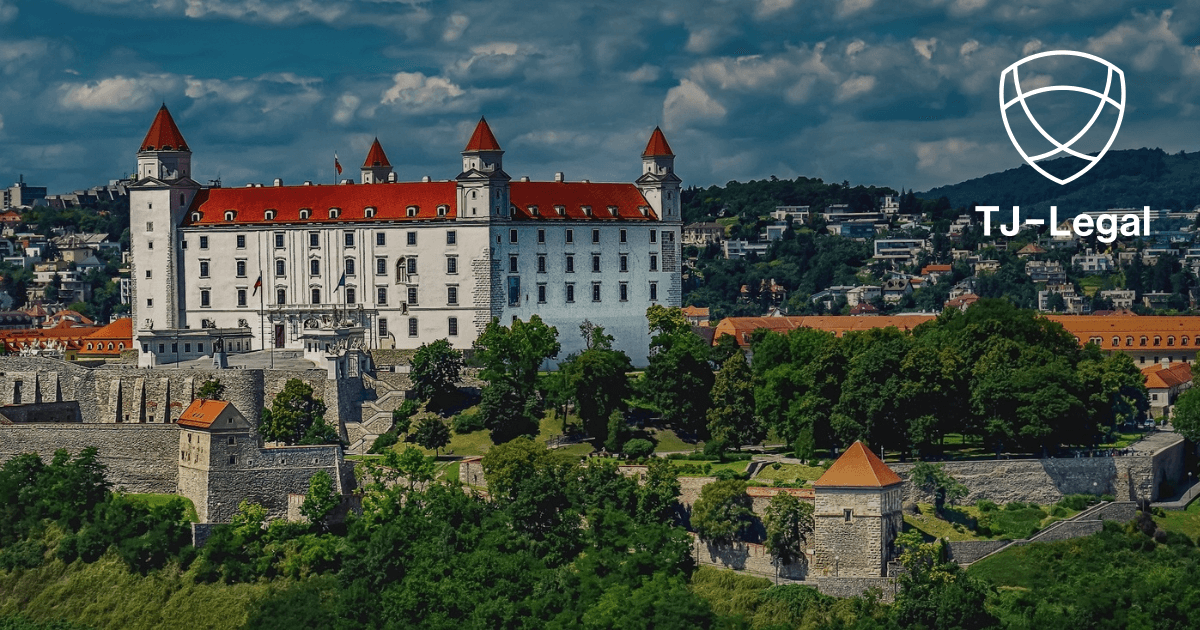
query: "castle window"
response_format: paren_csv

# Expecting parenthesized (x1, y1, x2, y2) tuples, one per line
(538, 255, 546, 273)
(538, 229, 545, 243)
(555, 205, 565, 216)
(408, 317, 418, 337)
(447, 256, 458, 274)
(407, 258, 417, 275)
(378, 258, 388, 276)
(276, 259, 285, 276)
(592, 229, 600, 244)
(619, 255, 627, 272)
(509, 256, 518, 273)
(650, 282, 657, 301)
(365, 207, 376, 218)
(199, 261, 210, 277)
(537, 284, 546, 303)
(1184, 337, 1191, 346)
(200, 290, 210, 307)
(844, 509, 852, 522)
(224, 210, 236, 221)
(344, 231, 355, 247)
(377, 287, 387, 306)
(376, 232, 385, 246)
(265, 210, 276, 220)
(146, 221, 154, 232)
(406, 205, 418, 217)
(309, 232, 319, 247)
(583, 206, 593, 217)
(1169, 336, 1176, 346)
(565, 229, 573, 244)
(1141, 336, 1148, 346)
(530, 206, 540, 217)
(650, 255, 658, 272)
(650, 229, 657, 243)
(437, 205, 449, 217)
(619, 283, 628, 302)
(379, 318, 388, 337)
(300, 208, 311, 220)
(407, 287, 418, 305)
(407, 231, 417, 246)
(328, 207, 340, 220)
(592, 255, 601, 272)
(619, 229, 627, 243)
(192, 212, 201, 222)
(229, 456, 237, 465)
(448, 317, 458, 337)
(346, 287, 356, 304)
(447, 230, 457, 245)
(566, 255, 574, 273)
(310, 259, 320, 276)
(236, 260, 246, 277)
(276, 289, 286, 305)
(275, 232, 285, 248)
(1154, 336, 1162, 346)
(609, 206, 619, 217)
(228, 437, 236, 445)
(639, 206, 650, 217)
(345, 258, 356, 276)
(592, 282, 601, 302)
(312, 288, 321, 304)
(566, 283, 575, 303)
(237, 289, 247, 307)
(199, 236, 208, 249)
(1127, 336, 1134, 346)
(447, 286, 458, 305)
(510, 229, 518, 244)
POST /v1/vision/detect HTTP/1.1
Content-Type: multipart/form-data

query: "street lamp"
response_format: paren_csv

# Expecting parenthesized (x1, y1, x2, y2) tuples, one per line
(834, 555, 839, 578)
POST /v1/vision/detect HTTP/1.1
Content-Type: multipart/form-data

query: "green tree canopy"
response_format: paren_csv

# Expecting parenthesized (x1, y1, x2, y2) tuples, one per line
(707, 351, 762, 451)
(691, 479, 752, 545)
(260, 379, 340, 446)
(408, 339, 464, 408)
(558, 322, 633, 448)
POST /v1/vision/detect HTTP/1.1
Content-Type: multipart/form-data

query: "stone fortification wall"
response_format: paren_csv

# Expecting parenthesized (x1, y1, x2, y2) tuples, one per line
(690, 534, 808, 580)
(945, 540, 1012, 564)
(0, 423, 178, 493)
(891, 444, 1184, 505)
(813, 577, 897, 602)
(0, 401, 82, 423)
(204, 443, 345, 522)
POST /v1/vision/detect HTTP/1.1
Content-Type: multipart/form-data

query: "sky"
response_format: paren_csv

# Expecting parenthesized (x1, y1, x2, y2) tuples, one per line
(0, 0, 1197, 196)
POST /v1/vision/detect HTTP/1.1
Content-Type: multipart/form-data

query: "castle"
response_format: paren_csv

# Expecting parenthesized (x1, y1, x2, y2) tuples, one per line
(128, 106, 683, 368)
(811, 441, 904, 577)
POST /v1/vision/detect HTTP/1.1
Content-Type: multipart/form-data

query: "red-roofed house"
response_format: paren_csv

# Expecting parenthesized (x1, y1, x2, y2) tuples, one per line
(812, 441, 904, 577)
(129, 108, 683, 368)
(1142, 361, 1192, 417)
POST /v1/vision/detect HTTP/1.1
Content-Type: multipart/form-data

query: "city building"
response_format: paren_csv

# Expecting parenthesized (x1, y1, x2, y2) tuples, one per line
(129, 106, 682, 367)
(811, 441, 904, 578)
(1072, 249, 1115, 273)
(682, 222, 725, 247)
(1, 176, 47, 211)
(1142, 361, 1192, 418)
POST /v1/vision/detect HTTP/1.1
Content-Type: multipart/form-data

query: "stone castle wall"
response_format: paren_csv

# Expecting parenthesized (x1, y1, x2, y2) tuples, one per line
(690, 533, 808, 580)
(0, 423, 178, 493)
(0, 401, 82, 423)
(202, 443, 345, 522)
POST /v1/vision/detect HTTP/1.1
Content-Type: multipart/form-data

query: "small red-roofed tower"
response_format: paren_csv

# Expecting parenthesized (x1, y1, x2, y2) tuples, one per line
(635, 127, 681, 223)
(811, 441, 905, 578)
(130, 105, 202, 350)
(361, 138, 393, 184)
(456, 117, 510, 223)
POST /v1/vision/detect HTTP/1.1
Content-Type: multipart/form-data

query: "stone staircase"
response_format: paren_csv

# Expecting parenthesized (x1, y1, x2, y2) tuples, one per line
(345, 373, 407, 454)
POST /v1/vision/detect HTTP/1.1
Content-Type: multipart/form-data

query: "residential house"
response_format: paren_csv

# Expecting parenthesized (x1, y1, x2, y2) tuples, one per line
(873, 239, 927, 267)
(773, 206, 810, 223)
(919, 264, 952, 284)
(881, 278, 912, 303)
(1025, 260, 1067, 283)
(846, 285, 881, 307)
(944, 293, 979, 312)
(1072, 249, 1115, 273)
(1038, 283, 1088, 314)
(681, 305, 710, 327)
(683, 222, 725, 247)
(1099, 290, 1136, 309)
(1142, 360, 1192, 418)
(1016, 243, 1047, 258)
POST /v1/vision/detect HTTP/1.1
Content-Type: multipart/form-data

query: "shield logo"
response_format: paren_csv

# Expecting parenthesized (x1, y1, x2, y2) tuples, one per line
(999, 50, 1126, 185)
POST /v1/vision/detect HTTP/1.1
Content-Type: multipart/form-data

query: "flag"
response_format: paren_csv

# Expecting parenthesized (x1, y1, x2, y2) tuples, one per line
(336, 272, 346, 289)
(252, 275, 262, 296)
(334, 153, 342, 176)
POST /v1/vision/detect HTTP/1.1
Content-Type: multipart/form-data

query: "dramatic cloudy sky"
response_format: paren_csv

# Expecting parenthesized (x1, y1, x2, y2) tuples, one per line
(0, 0, 1196, 195)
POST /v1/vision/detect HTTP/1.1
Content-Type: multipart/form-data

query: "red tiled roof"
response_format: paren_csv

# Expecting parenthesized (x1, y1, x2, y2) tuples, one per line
(182, 181, 458, 226)
(509, 181, 657, 221)
(945, 293, 980, 308)
(46, 310, 93, 326)
(921, 264, 951, 274)
(1017, 243, 1047, 255)
(363, 138, 391, 168)
(814, 441, 903, 488)
(1142, 362, 1192, 389)
(849, 302, 878, 315)
(681, 306, 710, 318)
(464, 117, 501, 152)
(177, 399, 232, 429)
(713, 315, 937, 347)
(642, 127, 673, 157)
(139, 105, 189, 152)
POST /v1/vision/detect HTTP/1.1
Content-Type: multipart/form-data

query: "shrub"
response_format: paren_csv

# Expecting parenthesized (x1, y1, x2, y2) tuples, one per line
(714, 468, 747, 481)
(976, 500, 998, 512)
(1161, 530, 1195, 547)
(771, 462, 782, 470)
(452, 411, 485, 434)
(1056, 494, 1099, 511)
(622, 438, 654, 459)
(703, 438, 728, 460)
(368, 432, 399, 454)
(1050, 506, 1068, 517)
(1005, 502, 1029, 511)
(1100, 494, 1116, 502)
(0, 539, 45, 570)
(396, 399, 419, 419)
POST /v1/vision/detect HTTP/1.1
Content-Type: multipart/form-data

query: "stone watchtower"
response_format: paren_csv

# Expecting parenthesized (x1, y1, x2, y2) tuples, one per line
(176, 399, 253, 523)
(812, 441, 904, 577)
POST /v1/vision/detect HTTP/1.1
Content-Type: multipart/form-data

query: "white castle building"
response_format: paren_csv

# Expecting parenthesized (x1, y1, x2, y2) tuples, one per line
(129, 106, 682, 368)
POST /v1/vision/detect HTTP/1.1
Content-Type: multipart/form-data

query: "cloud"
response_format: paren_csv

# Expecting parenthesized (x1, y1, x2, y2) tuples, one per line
(58, 74, 182, 111)
(380, 72, 469, 113)
(663, 79, 727, 127)
(625, 64, 661, 83)
(913, 38, 938, 61)
(755, 0, 794, 19)
(443, 12, 469, 41)
(0, 0, 16, 23)
(332, 93, 360, 124)
(836, 74, 876, 101)
(838, 0, 874, 18)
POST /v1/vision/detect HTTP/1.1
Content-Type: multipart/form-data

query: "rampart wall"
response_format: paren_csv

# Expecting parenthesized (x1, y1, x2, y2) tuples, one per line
(0, 423, 178, 493)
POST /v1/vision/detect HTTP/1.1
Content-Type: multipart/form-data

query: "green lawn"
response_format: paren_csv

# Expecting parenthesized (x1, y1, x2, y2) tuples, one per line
(751, 463, 827, 484)
(668, 459, 751, 477)
(1078, 275, 1107, 297)
(127, 494, 199, 523)
(904, 503, 1080, 542)
(1154, 500, 1200, 538)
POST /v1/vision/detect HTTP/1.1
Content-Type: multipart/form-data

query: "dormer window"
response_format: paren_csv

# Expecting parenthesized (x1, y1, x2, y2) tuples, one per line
(365, 207, 376, 218)
(191, 212, 202, 222)
(407, 205, 419, 217)
(555, 205, 565, 216)
(224, 210, 237, 221)
(639, 205, 649, 217)
(510, 205, 518, 217)
(436, 205, 449, 217)
(583, 206, 593, 217)
(329, 208, 340, 219)
(529, 206, 539, 216)
(608, 206, 619, 217)
(264, 210, 276, 220)
(299, 208, 311, 220)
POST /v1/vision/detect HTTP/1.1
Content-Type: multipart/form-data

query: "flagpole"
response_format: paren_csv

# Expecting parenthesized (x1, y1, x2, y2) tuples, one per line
(258, 274, 265, 356)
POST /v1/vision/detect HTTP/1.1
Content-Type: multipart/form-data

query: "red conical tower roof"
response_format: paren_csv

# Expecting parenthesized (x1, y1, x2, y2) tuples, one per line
(139, 104, 189, 152)
(642, 126, 673, 157)
(464, 117, 501, 152)
(813, 441, 903, 488)
(363, 138, 391, 168)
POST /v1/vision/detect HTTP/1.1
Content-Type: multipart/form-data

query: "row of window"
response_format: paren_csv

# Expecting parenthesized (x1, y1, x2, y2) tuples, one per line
(198, 256, 437, 280)
(1087, 335, 1194, 348)
(510, 253, 658, 274)
(143, 340, 247, 354)
(379, 317, 458, 338)
(200, 205, 451, 224)
(191, 230, 459, 250)
(507, 228, 658, 245)
(196, 281, 659, 309)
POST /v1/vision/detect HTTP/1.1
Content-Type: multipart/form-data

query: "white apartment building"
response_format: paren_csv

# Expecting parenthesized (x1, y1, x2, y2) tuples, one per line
(129, 106, 681, 367)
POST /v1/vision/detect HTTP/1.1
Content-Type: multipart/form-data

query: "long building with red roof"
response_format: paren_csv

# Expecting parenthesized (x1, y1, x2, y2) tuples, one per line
(128, 108, 682, 366)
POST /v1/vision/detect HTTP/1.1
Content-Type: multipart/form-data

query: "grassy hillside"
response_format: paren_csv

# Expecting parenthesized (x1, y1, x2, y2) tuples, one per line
(920, 147, 1200, 219)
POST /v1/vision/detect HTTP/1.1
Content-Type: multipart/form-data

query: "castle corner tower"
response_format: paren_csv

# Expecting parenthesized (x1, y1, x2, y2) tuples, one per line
(456, 117, 510, 222)
(812, 441, 904, 577)
(361, 138, 393, 184)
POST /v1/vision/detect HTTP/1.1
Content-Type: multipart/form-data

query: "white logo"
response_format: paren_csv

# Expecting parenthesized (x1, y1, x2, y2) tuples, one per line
(999, 50, 1126, 185)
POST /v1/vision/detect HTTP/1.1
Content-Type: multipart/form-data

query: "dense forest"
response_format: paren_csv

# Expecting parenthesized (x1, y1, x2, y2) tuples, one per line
(921, 148, 1200, 220)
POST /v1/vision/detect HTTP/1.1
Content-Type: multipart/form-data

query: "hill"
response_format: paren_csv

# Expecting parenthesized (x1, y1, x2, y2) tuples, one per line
(919, 148, 1200, 220)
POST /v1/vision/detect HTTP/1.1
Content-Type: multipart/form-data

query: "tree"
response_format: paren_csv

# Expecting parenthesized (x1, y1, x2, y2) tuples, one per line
(479, 377, 540, 443)
(409, 339, 464, 408)
(691, 479, 752, 545)
(643, 307, 714, 436)
(763, 492, 814, 574)
(413, 416, 451, 456)
(480, 437, 559, 499)
(1171, 387, 1200, 442)
(475, 316, 560, 443)
(909, 462, 968, 514)
(707, 352, 762, 450)
(197, 378, 224, 400)
(299, 470, 340, 532)
(558, 323, 633, 448)
(636, 457, 681, 525)
(260, 379, 340, 446)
